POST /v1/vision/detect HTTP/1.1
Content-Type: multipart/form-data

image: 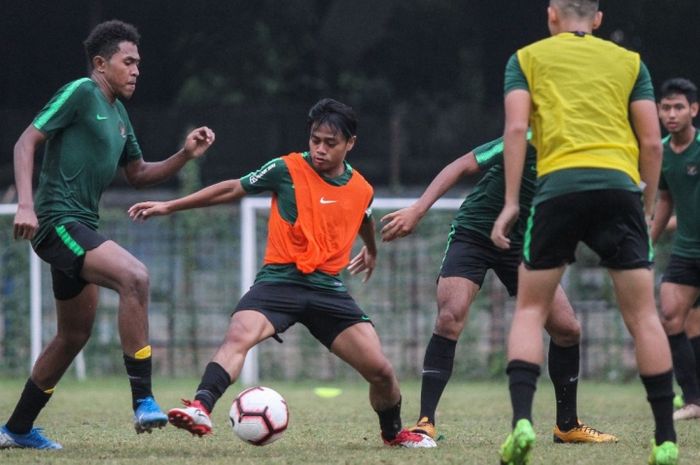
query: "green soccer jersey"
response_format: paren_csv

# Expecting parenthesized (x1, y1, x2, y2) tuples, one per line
(660, 129, 700, 257)
(240, 152, 372, 291)
(32, 78, 143, 246)
(451, 135, 537, 246)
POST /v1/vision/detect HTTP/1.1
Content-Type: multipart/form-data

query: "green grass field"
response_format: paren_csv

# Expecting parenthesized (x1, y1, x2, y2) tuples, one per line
(1, 377, 699, 464)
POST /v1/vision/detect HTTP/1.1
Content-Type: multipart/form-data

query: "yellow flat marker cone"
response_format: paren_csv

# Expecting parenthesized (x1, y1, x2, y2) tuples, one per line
(314, 387, 342, 398)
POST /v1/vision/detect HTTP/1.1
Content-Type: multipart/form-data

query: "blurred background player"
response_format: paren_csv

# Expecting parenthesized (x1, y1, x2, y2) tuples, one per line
(1, 20, 215, 450)
(651, 77, 700, 421)
(381, 134, 616, 444)
(490, 1, 677, 464)
(658, 216, 700, 410)
(128, 98, 436, 448)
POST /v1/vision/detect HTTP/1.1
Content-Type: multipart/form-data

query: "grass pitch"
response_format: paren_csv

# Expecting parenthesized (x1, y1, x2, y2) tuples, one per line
(1, 377, 699, 464)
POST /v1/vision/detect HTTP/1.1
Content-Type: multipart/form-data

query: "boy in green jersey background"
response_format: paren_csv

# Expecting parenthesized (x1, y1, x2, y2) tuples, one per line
(381, 136, 615, 444)
(652, 78, 700, 422)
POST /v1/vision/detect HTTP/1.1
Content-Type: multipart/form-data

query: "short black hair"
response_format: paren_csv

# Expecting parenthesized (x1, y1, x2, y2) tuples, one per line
(660, 78, 698, 104)
(550, 0, 599, 19)
(83, 20, 140, 67)
(307, 98, 357, 140)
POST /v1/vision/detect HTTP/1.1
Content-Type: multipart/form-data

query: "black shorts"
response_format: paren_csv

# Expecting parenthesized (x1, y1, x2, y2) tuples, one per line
(440, 226, 520, 296)
(662, 254, 700, 288)
(523, 189, 652, 270)
(234, 281, 372, 349)
(33, 222, 108, 300)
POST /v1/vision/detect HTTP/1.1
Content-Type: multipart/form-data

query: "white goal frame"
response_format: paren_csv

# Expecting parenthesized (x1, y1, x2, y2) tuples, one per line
(238, 196, 463, 385)
(0, 204, 85, 378)
(0, 204, 43, 370)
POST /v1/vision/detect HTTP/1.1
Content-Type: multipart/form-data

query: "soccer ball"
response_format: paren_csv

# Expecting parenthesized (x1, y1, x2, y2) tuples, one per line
(229, 386, 289, 446)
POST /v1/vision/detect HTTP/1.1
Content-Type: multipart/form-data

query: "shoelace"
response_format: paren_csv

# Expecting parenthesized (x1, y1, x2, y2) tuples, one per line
(574, 424, 605, 437)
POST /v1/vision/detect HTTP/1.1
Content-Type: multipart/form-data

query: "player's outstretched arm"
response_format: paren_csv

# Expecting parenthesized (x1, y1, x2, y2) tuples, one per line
(128, 178, 246, 220)
(13, 125, 46, 240)
(348, 217, 377, 283)
(124, 126, 216, 188)
(630, 99, 662, 221)
(650, 190, 674, 244)
(491, 89, 530, 249)
(380, 152, 479, 242)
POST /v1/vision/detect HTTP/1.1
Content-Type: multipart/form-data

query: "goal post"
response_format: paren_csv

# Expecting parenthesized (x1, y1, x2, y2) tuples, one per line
(0, 203, 42, 370)
(238, 196, 464, 385)
(0, 203, 85, 378)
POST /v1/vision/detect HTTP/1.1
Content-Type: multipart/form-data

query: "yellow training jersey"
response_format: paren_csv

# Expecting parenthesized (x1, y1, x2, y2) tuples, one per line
(517, 32, 641, 184)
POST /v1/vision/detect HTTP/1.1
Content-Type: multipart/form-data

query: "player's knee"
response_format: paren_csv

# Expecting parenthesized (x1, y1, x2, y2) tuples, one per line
(549, 321, 581, 346)
(121, 262, 150, 297)
(365, 359, 396, 386)
(661, 316, 684, 335)
(57, 327, 91, 352)
(660, 307, 685, 334)
(223, 322, 260, 354)
(434, 306, 467, 339)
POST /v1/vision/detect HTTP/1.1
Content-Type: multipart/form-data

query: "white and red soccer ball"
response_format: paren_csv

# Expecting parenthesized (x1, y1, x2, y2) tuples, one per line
(229, 386, 289, 446)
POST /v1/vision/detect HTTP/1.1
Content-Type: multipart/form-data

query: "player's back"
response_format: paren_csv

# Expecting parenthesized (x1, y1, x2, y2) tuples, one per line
(518, 33, 641, 181)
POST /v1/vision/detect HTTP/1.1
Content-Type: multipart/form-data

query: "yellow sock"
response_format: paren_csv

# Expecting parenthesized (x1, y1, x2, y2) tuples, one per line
(134, 345, 152, 360)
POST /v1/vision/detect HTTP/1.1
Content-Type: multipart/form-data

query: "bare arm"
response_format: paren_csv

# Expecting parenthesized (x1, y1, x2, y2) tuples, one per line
(380, 152, 479, 241)
(348, 216, 377, 283)
(123, 126, 215, 188)
(128, 179, 246, 220)
(491, 89, 531, 249)
(13, 125, 47, 240)
(629, 99, 663, 220)
(650, 190, 674, 244)
(666, 215, 677, 232)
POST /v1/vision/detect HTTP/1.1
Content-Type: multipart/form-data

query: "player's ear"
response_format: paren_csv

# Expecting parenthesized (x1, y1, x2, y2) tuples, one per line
(690, 102, 699, 118)
(592, 11, 603, 30)
(93, 55, 107, 72)
(345, 135, 357, 152)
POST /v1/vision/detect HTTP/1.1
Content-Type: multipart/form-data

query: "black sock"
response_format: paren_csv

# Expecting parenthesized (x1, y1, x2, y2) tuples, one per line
(507, 360, 541, 428)
(548, 341, 579, 431)
(6, 378, 53, 434)
(376, 397, 402, 440)
(690, 335, 700, 388)
(668, 332, 700, 403)
(419, 334, 457, 424)
(123, 353, 153, 410)
(194, 362, 231, 413)
(640, 370, 676, 445)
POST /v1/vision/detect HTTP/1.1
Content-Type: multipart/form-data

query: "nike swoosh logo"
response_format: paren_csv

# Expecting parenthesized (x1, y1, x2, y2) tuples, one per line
(320, 197, 337, 204)
(421, 369, 441, 375)
(96, 114, 108, 120)
(361, 315, 370, 321)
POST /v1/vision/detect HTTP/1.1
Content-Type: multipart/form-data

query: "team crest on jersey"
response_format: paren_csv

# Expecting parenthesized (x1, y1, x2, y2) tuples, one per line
(687, 164, 698, 176)
(119, 122, 126, 139)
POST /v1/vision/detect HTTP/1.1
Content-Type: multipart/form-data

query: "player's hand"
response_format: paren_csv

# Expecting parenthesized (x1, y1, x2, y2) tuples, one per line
(348, 245, 376, 283)
(380, 206, 422, 242)
(491, 203, 519, 250)
(183, 126, 215, 159)
(13, 205, 38, 240)
(128, 201, 171, 221)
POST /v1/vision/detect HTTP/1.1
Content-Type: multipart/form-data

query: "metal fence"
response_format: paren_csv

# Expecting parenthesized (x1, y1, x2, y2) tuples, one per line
(0, 200, 674, 381)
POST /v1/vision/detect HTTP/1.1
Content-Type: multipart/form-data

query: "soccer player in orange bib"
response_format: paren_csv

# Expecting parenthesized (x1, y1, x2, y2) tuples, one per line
(128, 98, 436, 448)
